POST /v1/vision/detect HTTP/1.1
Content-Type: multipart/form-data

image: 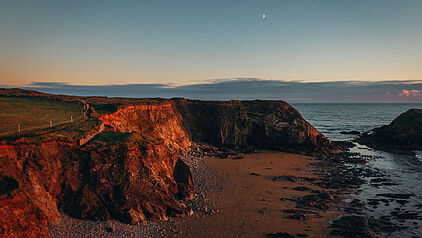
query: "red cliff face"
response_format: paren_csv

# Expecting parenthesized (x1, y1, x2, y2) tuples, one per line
(0, 91, 332, 237)
(0, 101, 194, 237)
(60, 132, 193, 224)
(0, 140, 74, 237)
(100, 103, 191, 151)
(0, 188, 49, 237)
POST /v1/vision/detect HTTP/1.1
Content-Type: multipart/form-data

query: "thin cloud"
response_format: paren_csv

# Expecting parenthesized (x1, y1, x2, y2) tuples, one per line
(3, 78, 422, 103)
(398, 89, 422, 97)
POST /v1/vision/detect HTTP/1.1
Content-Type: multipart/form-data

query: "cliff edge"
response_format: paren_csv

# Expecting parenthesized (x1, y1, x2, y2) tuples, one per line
(0, 89, 332, 237)
(174, 99, 331, 155)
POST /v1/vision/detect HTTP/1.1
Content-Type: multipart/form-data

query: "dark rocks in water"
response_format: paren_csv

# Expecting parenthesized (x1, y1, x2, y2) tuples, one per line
(336, 151, 368, 164)
(390, 211, 419, 220)
(331, 215, 401, 237)
(282, 209, 320, 220)
(316, 165, 364, 189)
(272, 175, 317, 184)
(292, 186, 312, 192)
(286, 213, 309, 221)
(370, 178, 390, 183)
(344, 199, 366, 214)
(395, 200, 409, 205)
(282, 209, 299, 213)
(332, 140, 355, 150)
(330, 215, 373, 237)
(357, 109, 422, 151)
(376, 193, 413, 199)
(340, 130, 361, 135)
(266, 232, 295, 238)
(295, 191, 334, 210)
(367, 216, 401, 233)
(367, 199, 380, 207)
(272, 175, 297, 182)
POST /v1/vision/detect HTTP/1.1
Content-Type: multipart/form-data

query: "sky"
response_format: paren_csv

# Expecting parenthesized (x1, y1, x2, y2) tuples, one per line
(18, 79, 422, 103)
(1, 0, 422, 102)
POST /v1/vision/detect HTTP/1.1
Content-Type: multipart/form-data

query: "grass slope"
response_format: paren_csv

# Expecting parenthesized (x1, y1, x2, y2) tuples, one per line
(0, 97, 84, 134)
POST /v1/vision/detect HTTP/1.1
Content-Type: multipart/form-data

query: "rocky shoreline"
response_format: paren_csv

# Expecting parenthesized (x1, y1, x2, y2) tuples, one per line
(48, 144, 420, 237)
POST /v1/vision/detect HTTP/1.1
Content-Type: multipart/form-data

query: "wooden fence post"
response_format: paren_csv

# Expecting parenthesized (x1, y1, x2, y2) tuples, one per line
(71, 116, 73, 123)
(18, 124, 20, 133)
(50, 120, 52, 127)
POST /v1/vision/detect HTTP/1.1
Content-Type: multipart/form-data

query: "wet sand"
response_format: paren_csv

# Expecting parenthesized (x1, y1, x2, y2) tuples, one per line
(167, 151, 339, 238)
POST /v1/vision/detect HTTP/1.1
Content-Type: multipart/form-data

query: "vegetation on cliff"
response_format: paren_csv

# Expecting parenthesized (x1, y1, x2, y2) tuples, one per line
(0, 97, 84, 134)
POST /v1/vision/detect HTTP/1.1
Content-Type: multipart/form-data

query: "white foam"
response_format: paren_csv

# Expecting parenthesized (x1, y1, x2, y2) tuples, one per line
(415, 151, 422, 162)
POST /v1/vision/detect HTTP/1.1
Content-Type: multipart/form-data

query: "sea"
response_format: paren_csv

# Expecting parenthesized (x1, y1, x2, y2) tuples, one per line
(293, 103, 422, 237)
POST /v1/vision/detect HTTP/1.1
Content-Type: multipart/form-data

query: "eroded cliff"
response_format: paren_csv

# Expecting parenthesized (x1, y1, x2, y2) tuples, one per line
(174, 99, 331, 155)
(100, 103, 191, 151)
(0, 90, 332, 237)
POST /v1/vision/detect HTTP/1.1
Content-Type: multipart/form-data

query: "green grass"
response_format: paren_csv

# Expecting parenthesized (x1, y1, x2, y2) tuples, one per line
(0, 97, 84, 134)
(0, 118, 102, 143)
(92, 131, 163, 148)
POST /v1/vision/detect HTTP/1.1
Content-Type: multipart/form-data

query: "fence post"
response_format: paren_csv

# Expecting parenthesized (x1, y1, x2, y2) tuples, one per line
(71, 116, 73, 123)
(18, 124, 20, 133)
(50, 120, 52, 127)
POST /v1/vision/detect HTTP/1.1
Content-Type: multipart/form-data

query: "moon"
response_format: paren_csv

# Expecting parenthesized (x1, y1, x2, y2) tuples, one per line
(262, 13, 266, 19)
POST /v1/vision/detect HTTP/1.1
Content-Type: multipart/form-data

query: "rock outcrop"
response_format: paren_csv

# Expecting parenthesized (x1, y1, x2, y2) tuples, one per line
(174, 99, 331, 155)
(0, 89, 332, 237)
(100, 103, 191, 151)
(357, 109, 422, 151)
(60, 132, 193, 224)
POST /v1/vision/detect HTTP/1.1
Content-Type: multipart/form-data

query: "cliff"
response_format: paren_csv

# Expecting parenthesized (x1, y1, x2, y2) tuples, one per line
(0, 89, 332, 237)
(357, 109, 422, 151)
(99, 103, 191, 151)
(174, 99, 331, 155)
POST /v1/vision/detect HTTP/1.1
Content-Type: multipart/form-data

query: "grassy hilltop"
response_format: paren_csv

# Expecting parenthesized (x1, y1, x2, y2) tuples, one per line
(0, 97, 84, 134)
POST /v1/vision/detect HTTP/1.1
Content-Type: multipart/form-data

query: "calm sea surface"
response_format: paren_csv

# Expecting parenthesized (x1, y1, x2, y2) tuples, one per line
(293, 103, 422, 141)
(293, 103, 422, 237)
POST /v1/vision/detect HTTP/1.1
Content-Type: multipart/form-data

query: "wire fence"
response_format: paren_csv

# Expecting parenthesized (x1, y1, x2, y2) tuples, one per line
(0, 113, 87, 138)
(0, 102, 91, 138)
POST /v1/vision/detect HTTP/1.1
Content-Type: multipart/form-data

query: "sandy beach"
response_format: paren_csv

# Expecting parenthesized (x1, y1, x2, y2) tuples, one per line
(168, 151, 339, 238)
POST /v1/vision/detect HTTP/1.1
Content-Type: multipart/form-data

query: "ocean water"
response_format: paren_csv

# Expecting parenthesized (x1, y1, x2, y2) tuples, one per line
(293, 103, 422, 237)
(293, 103, 422, 141)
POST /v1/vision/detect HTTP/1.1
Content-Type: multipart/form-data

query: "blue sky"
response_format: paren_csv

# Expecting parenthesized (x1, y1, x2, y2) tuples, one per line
(1, 1, 422, 102)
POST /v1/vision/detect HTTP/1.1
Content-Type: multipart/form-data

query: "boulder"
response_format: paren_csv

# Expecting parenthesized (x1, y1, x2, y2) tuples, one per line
(357, 109, 422, 150)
